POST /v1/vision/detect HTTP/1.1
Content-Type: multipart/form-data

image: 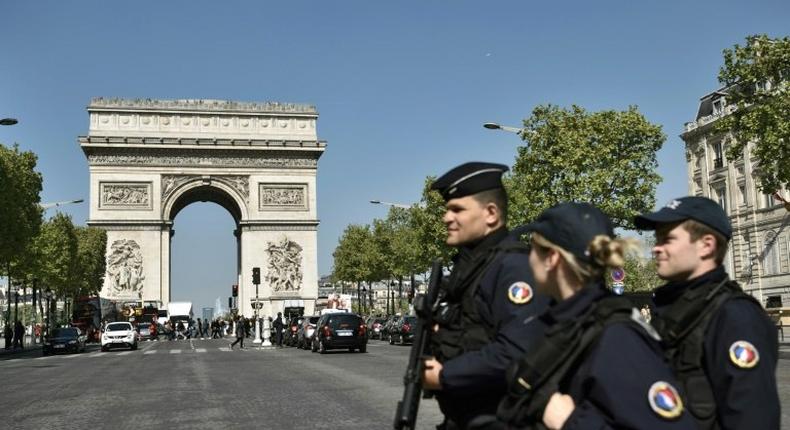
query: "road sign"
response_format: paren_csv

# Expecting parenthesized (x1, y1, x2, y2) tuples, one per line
(251, 301, 263, 310)
(611, 268, 626, 283)
(612, 281, 625, 295)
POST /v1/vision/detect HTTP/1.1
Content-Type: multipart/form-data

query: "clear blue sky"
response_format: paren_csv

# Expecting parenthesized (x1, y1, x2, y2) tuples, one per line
(2, 1, 788, 312)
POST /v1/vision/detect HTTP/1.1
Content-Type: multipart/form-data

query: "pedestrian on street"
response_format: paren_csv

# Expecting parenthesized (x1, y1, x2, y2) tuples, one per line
(197, 318, 203, 339)
(634, 196, 780, 428)
(495, 202, 696, 430)
(273, 312, 284, 347)
(230, 317, 245, 349)
(419, 162, 550, 429)
(4, 324, 12, 349)
(13, 319, 24, 349)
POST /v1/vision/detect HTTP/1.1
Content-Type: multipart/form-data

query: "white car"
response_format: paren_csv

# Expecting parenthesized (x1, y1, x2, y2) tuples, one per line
(101, 322, 138, 351)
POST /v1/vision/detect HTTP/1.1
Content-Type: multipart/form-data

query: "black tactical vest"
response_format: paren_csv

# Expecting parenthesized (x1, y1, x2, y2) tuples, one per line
(433, 239, 531, 362)
(496, 296, 649, 429)
(651, 279, 759, 430)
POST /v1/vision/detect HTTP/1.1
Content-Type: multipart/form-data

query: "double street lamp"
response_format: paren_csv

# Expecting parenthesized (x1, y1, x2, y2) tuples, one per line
(0, 118, 18, 126)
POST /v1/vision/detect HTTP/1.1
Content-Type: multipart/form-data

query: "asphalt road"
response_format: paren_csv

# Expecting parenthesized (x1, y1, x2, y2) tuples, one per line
(2, 339, 790, 429)
(0, 337, 442, 430)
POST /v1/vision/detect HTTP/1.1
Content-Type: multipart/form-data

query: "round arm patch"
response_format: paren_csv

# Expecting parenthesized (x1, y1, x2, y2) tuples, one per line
(729, 340, 760, 369)
(647, 381, 684, 419)
(507, 282, 533, 304)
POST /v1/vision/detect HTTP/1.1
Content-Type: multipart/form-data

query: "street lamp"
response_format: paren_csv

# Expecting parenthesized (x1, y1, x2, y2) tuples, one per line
(370, 200, 411, 209)
(44, 289, 52, 336)
(483, 122, 523, 134)
(0, 118, 18, 126)
(40, 199, 84, 210)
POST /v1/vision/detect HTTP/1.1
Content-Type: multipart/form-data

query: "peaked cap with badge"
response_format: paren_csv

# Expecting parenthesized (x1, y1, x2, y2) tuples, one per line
(431, 162, 509, 201)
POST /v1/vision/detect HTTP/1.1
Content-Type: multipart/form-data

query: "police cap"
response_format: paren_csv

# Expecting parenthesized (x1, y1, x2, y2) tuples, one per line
(431, 162, 508, 201)
(520, 202, 614, 265)
(634, 196, 732, 240)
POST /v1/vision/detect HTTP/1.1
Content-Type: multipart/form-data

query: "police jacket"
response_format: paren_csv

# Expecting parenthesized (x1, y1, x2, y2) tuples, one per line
(433, 228, 549, 426)
(498, 283, 697, 430)
(652, 266, 779, 429)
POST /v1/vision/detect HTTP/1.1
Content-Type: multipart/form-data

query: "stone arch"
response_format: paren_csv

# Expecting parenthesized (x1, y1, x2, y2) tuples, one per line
(162, 176, 249, 223)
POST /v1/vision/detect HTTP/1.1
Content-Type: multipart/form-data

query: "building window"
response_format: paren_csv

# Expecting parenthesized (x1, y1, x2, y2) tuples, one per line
(712, 185, 728, 214)
(739, 185, 747, 206)
(766, 295, 783, 308)
(712, 98, 725, 115)
(763, 232, 780, 275)
(712, 141, 724, 169)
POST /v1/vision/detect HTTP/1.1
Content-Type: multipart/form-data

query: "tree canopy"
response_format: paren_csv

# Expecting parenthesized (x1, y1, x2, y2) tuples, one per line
(0, 143, 43, 270)
(716, 34, 790, 193)
(507, 104, 665, 229)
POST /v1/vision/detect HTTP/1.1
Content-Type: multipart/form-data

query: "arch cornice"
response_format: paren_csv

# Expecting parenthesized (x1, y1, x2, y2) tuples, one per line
(162, 175, 249, 222)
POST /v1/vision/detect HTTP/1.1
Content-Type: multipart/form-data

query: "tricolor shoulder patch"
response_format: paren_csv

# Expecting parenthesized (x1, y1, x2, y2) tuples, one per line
(647, 381, 684, 419)
(507, 282, 533, 305)
(729, 340, 760, 369)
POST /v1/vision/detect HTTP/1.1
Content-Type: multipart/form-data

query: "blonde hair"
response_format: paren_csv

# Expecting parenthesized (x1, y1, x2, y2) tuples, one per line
(531, 233, 640, 283)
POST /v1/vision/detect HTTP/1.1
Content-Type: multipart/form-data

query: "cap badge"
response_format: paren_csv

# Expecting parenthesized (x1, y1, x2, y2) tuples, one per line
(665, 199, 682, 210)
(507, 282, 533, 305)
(729, 340, 760, 369)
(647, 381, 684, 419)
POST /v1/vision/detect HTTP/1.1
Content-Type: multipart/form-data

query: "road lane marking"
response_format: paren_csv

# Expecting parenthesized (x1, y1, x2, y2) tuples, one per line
(144, 350, 157, 355)
(86, 352, 103, 358)
(117, 351, 133, 356)
(195, 348, 207, 353)
(170, 349, 182, 354)
(218, 347, 231, 351)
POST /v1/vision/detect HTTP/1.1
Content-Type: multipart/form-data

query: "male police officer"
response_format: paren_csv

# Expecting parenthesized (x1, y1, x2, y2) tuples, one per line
(635, 196, 779, 429)
(421, 162, 549, 430)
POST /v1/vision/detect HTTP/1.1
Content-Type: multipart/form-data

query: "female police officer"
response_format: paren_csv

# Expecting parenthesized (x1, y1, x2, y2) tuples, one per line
(494, 202, 696, 430)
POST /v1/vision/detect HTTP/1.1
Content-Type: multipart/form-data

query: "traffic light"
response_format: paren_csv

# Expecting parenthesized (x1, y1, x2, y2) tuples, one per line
(228, 297, 233, 309)
(232, 284, 238, 297)
(252, 267, 260, 285)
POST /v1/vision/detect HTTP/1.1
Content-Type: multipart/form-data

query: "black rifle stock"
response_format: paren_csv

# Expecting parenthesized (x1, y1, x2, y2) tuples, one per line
(394, 259, 444, 430)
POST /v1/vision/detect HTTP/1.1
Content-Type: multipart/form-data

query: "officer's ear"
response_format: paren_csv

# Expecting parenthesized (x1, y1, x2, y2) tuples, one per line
(695, 233, 718, 261)
(483, 202, 502, 227)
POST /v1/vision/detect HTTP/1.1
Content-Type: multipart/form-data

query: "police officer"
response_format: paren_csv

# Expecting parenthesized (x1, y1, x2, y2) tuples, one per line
(634, 196, 779, 429)
(421, 162, 549, 430)
(496, 202, 696, 429)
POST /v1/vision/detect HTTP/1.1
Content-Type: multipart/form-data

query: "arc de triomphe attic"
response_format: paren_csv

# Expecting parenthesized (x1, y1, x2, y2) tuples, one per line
(80, 98, 325, 317)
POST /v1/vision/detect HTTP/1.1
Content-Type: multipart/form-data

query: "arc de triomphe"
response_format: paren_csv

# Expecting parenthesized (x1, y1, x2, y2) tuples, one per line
(80, 98, 325, 317)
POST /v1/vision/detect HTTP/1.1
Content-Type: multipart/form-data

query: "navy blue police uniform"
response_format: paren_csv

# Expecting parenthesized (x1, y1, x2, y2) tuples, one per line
(496, 203, 697, 430)
(636, 196, 780, 429)
(428, 162, 550, 429)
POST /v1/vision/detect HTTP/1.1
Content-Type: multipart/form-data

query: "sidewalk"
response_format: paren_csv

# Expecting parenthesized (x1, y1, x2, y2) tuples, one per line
(0, 336, 42, 356)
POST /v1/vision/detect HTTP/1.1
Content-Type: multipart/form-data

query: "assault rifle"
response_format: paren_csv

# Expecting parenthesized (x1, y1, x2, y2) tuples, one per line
(394, 259, 444, 430)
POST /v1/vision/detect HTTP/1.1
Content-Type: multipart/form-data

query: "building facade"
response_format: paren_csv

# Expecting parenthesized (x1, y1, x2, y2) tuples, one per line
(681, 89, 790, 307)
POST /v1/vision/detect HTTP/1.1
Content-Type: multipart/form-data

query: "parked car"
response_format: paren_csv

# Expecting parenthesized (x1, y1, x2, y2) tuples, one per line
(43, 327, 87, 356)
(298, 315, 320, 349)
(311, 313, 367, 354)
(366, 317, 387, 340)
(389, 316, 417, 345)
(101, 321, 138, 351)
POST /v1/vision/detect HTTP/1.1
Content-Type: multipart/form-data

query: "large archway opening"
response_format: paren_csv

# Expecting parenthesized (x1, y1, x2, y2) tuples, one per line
(167, 184, 243, 321)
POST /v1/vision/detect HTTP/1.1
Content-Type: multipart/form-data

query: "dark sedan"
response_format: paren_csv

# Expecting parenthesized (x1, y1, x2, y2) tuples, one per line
(43, 327, 87, 355)
(311, 313, 367, 354)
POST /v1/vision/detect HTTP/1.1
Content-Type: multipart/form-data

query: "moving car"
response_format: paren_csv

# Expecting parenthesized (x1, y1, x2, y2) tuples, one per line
(366, 317, 386, 340)
(311, 313, 367, 354)
(101, 321, 138, 351)
(43, 327, 87, 355)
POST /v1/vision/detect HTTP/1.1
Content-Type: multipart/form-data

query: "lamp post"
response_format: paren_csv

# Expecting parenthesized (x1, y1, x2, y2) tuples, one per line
(0, 118, 18, 126)
(44, 289, 52, 337)
(483, 122, 523, 134)
(39, 199, 84, 210)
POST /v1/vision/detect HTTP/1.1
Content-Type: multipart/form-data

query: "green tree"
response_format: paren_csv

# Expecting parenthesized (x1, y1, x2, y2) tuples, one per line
(507, 105, 665, 228)
(411, 177, 453, 266)
(34, 213, 79, 299)
(74, 227, 108, 297)
(0, 143, 43, 277)
(716, 34, 790, 193)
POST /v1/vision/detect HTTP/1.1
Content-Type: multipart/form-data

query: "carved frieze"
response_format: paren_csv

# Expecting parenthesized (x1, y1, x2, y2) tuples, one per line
(215, 176, 250, 203)
(100, 183, 152, 209)
(259, 183, 308, 211)
(106, 239, 145, 296)
(266, 237, 303, 293)
(86, 149, 318, 168)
